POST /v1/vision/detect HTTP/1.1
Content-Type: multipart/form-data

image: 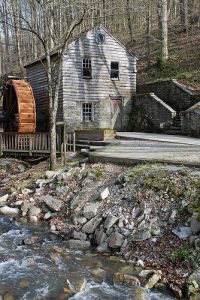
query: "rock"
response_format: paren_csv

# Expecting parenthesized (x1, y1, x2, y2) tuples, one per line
(113, 273, 140, 286)
(145, 273, 161, 289)
(0, 206, 19, 215)
(19, 279, 30, 288)
(29, 216, 38, 223)
(67, 276, 87, 293)
(134, 287, 149, 300)
(21, 188, 33, 195)
(82, 216, 102, 234)
(90, 268, 106, 282)
(66, 240, 91, 250)
(99, 187, 109, 200)
(170, 284, 183, 298)
(108, 232, 124, 248)
(172, 227, 191, 239)
(3, 293, 15, 300)
(137, 260, 145, 267)
(120, 228, 131, 236)
(132, 207, 142, 219)
(190, 294, 200, 300)
(73, 231, 87, 241)
(132, 230, 151, 242)
(191, 214, 200, 234)
(21, 202, 35, 216)
(50, 225, 56, 232)
(56, 186, 69, 197)
(36, 179, 47, 188)
(0, 194, 8, 204)
(41, 196, 63, 212)
(23, 236, 39, 245)
(83, 203, 100, 219)
(73, 216, 87, 226)
(15, 200, 23, 206)
(189, 268, 200, 285)
(29, 206, 41, 217)
(44, 211, 52, 220)
(95, 229, 107, 245)
(104, 216, 118, 229)
(139, 270, 154, 278)
(188, 280, 199, 296)
(96, 242, 110, 253)
(46, 170, 59, 179)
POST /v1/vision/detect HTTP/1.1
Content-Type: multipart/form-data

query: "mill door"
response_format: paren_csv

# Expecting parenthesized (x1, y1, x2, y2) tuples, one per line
(110, 98, 123, 131)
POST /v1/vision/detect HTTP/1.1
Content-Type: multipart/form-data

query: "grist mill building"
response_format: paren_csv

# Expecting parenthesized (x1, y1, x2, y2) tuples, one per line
(25, 25, 137, 131)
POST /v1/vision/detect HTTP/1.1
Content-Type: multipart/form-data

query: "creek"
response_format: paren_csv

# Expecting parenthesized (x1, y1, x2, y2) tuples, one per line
(0, 216, 176, 300)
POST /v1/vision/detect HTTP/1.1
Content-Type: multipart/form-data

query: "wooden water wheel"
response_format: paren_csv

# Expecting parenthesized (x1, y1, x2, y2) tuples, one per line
(3, 79, 36, 132)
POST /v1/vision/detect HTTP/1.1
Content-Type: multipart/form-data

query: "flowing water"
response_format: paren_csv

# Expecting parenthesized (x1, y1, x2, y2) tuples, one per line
(0, 217, 176, 300)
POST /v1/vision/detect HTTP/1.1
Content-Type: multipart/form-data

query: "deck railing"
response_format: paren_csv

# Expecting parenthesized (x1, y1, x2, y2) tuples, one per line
(0, 131, 76, 157)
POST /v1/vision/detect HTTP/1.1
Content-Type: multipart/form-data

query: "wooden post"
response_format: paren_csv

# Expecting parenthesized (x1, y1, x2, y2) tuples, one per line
(29, 135, 33, 156)
(63, 124, 67, 164)
(61, 142, 64, 165)
(73, 132, 76, 152)
(0, 134, 2, 156)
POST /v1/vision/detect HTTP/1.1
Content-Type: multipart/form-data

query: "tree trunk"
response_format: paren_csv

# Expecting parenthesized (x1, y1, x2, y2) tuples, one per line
(146, 3, 151, 67)
(49, 116, 57, 170)
(126, 0, 133, 43)
(179, 0, 188, 32)
(157, 0, 168, 64)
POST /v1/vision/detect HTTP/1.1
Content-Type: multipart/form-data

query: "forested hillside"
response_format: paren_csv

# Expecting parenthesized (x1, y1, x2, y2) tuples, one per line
(0, 0, 200, 88)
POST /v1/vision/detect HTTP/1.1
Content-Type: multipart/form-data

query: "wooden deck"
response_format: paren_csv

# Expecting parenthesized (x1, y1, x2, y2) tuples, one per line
(0, 132, 76, 157)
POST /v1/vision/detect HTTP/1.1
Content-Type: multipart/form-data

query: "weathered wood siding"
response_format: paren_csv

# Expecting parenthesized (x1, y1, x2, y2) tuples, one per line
(26, 55, 63, 127)
(62, 26, 137, 130)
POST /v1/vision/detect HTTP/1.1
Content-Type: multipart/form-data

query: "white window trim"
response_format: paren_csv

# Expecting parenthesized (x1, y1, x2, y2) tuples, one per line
(110, 61, 120, 81)
(82, 58, 92, 79)
(81, 102, 94, 122)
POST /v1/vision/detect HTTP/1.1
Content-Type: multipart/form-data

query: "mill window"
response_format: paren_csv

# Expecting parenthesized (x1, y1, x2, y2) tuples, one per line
(82, 103, 93, 121)
(110, 61, 119, 80)
(82, 58, 92, 78)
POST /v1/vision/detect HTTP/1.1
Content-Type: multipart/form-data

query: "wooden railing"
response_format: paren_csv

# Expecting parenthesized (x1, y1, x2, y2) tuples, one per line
(0, 131, 76, 157)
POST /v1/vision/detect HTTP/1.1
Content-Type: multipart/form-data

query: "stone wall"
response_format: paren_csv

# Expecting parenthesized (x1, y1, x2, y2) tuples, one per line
(181, 102, 200, 137)
(129, 93, 176, 132)
(137, 79, 200, 111)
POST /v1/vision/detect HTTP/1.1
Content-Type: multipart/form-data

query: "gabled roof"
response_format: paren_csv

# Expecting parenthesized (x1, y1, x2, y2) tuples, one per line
(97, 24, 138, 59)
(24, 25, 138, 67)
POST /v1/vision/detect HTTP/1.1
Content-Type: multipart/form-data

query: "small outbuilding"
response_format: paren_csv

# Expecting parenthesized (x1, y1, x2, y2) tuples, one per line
(25, 25, 137, 131)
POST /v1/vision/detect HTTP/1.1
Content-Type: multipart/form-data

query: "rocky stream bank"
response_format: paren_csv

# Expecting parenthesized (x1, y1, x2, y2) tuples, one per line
(0, 158, 199, 299)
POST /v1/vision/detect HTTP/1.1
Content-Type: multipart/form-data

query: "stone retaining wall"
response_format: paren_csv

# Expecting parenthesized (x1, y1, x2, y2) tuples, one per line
(181, 102, 200, 137)
(137, 79, 200, 111)
(129, 93, 176, 132)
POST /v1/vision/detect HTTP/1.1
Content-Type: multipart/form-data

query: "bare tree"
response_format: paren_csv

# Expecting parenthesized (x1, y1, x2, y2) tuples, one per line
(157, 0, 168, 64)
(2, 0, 85, 170)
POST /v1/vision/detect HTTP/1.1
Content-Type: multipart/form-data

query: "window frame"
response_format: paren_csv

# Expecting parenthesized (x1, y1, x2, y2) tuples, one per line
(110, 61, 120, 80)
(81, 102, 94, 122)
(82, 58, 92, 79)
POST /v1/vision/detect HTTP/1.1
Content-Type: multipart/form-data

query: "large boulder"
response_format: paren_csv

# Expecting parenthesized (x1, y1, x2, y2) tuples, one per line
(83, 203, 100, 219)
(134, 287, 149, 300)
(82, 216, 102, 234)
(66, 240, 91, 250)
(40, 196, 63, 212)
(104, 216, 118, 229)
(113, 273, 140, 286)
(0, 194, 9, 205)
(191, 214, 200, 235)
(0, 206, 19, 215)
(108, 232, 124, 248)
(132, 230, 151, 242)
